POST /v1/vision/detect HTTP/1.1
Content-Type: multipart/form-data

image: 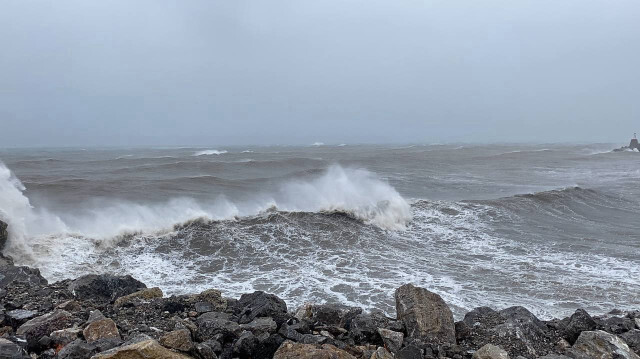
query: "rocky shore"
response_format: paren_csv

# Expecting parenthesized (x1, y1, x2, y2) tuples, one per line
(0, 221, 639, 359)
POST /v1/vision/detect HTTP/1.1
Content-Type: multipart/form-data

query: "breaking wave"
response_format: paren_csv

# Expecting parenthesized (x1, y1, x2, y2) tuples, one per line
(193, 149, 228, 156)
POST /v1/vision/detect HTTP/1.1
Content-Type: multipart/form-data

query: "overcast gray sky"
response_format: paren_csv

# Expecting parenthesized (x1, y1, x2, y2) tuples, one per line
(1, 0, 639, 147)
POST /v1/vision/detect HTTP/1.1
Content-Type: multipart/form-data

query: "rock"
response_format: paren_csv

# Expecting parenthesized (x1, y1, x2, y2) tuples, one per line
(83, 318, 120, 343)
(635, 318, 640, 330)
(537, 355, 571, 359)
(91, 339, 193, 359)
(308, 304, 362, 328)
(370, 347, 394, 359)
(196, 312, 241, 341)
(233, 331, 259, 358)
(16, 310, 74, 349)
(160, 329, 194, 352)
(273, 341, 357, 359)
(395, 345, 422, 359)
(472, 344, 509, 359)
(58, 339, 100, 359)
(237, 291, 289, 326)
(599, 316, 636, 334)
(561, 309, 597, 344)
(620, 330, 640, 355)
(5, 309, 38, 328)
(0, 220, 8, 251)
(50, 327, 82, 347)
(114, 287, 163, 308)
(87, 310, 106, 323)
(0, 337, 28, 359)
(240, 317, 277, 337)
(394, 284, 455, 344)
(56, 300, 83, 312)
(349, 311, 400, 345)
(191, 289, 227, 312)
(569, 330, 640, 359)
(68, 274, 146, 302)
(377, 328, 403, 353)
(0, 254, 48, 288)
(195, 342, 218, 359)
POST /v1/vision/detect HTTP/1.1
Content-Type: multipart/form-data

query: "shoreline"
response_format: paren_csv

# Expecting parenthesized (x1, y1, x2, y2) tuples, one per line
(1, 222, 639, 359)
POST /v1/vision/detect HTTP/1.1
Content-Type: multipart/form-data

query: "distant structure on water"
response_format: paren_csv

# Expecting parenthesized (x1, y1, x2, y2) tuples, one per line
(613, 133, 640, 152)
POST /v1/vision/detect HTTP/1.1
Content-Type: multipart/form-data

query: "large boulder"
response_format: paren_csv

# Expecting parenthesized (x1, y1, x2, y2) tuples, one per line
(237, 291, 289, 326)
(561, 309, 597, 344)
(305, 304, 362, 328)
(90, 339, 193, 359)
(472, 344, 509, 359)
(569, 330, 640, 359)
(16, 310, 75, 349)
(378, 328, 404, 354)
(394, 284, 455, 344)
(273, 341, 357, 359)
(457, 306, 559, 358)
(68, 274, 146, 302)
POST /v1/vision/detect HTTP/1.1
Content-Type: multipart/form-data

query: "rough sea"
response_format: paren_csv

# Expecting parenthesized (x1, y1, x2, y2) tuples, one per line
(0, 143, 638, 319)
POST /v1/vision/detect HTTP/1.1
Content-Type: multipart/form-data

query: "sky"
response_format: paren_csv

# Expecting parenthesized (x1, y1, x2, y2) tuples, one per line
(1, 0, 639, 147)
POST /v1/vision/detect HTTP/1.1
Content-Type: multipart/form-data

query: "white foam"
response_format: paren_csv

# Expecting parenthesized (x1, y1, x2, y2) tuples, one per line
(311, 142, 324, 146)
(193, 150, 228, 156)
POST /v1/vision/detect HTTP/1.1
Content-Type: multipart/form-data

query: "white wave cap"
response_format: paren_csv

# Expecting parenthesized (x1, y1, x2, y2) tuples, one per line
(193, 149, 228, 156)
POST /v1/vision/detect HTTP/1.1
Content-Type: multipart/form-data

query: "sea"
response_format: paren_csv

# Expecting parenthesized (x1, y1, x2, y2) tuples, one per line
(0, 143, 638, 319)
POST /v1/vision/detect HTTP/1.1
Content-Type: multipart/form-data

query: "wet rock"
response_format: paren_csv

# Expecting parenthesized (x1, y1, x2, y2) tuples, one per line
(16, 309, 74, 349)
(68, 274, 146, 302)
(561, 309, 597, 344)
(370, 347, 394, 359)
(395, 284, 455, 344)
(0, 254, 47, 288)
(160, 329, 194, 352)
(240, 317, 277, 337)
(599, 316, 636, 334)
(620, 330, 640, 355)
(114, 287, 163, 308)
(233, 331, 259, 358)
(237, 291, 289, 326)
(91, 339, 193, 359)
(196, 312, 241, 341)
(0, 337, 28, 359)
(0, 220, 7, 251)
(5, 309, 37, 328)
(83, 318, 120, 343)
(308, 304, 362, 328)
(377, 328, 403, 353)
(50, 327, 82, 347)
(273, 341, 357, 359)
(472, 344, 509, 359)
(348, 310, 402, 346)
(569, 330, 640, 359)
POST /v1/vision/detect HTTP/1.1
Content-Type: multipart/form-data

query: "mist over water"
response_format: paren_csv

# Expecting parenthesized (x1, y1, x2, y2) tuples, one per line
(0, 143, 639, 319)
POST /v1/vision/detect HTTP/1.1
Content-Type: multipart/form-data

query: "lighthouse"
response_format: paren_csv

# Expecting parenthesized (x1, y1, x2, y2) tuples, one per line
(630, 133, 640, 151)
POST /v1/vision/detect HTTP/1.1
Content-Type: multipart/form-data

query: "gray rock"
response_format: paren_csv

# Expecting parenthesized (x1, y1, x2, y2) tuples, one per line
(57, 339, 99, 359)
(0, 254, 47, 289)
(50, 327, 82, 347)
(472, 344, 509, 359)
(538, 355, 571, 359)
(16, 310, 74, 349)
(395, 284, 456, 344)
(197, 312, 241, 341)
(599, 316, 636, 334)
(0, 338, 29, 359)
(68, 274, 146, 301)
(561, 309, 597, 344)
(240, 317, 277, 337)
(87, 309, 106, 323)
(234, 331, 259, 358)
(569, 330, 640, 359)
(308, 304, 362, 328)
(620, 330, 640, 355)
(237, 291, 289, 326)
(396, 345, 422, 359)
(377, 328, 403, 353)
(5, 309, 37, 327)
(195, 342, 219, 359)
(349, 311, 395, 344)
(371, 347, 394, 359)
